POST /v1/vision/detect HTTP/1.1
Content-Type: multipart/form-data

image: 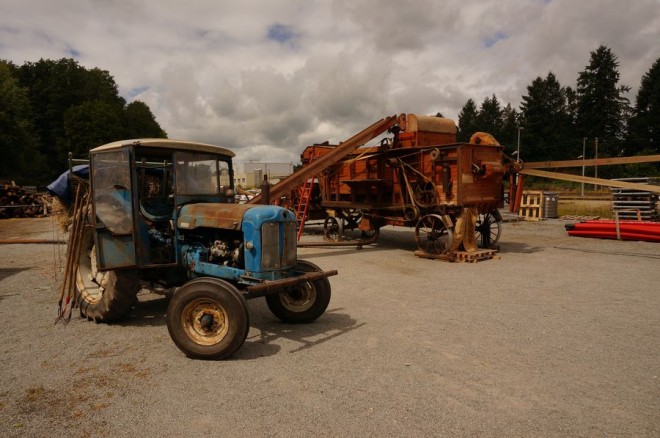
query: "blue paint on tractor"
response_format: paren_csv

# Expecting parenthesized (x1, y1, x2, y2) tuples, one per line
(181, 244, 245, 282)
(242, 206, 297, 275)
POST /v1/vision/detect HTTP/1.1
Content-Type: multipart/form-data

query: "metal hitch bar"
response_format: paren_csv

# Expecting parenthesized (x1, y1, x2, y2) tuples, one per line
(243, 270, 338, 299)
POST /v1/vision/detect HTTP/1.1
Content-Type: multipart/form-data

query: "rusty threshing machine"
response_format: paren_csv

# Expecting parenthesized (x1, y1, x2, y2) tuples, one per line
(251, 114, 510, 254)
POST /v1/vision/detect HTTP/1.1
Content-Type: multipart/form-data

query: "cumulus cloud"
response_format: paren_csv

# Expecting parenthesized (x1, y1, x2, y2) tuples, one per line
(1, 0, 658, 160)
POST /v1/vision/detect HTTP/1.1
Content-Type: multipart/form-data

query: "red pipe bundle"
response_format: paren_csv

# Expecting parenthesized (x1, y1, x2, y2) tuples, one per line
(565, 220, 660, 242)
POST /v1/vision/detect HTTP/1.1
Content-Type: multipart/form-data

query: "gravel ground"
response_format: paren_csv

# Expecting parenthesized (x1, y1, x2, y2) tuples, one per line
(0, 216, 658, 437)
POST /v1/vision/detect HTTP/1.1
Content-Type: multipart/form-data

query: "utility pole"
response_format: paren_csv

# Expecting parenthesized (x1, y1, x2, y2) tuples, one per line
(594, 137, 599, 190)
(580, 137, 586, 197)
(516, 127, 524, 162)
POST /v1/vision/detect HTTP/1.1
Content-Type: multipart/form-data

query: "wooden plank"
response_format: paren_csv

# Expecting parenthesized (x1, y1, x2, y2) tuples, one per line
(524, 154, 660, 169)
(519, 168, 660, 194)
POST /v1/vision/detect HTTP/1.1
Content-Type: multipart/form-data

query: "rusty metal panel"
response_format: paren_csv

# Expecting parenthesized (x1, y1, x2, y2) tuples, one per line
(177, 203, 255, 230)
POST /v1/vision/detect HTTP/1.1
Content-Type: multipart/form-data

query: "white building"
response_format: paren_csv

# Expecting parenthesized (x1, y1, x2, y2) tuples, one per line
(233, 162, 294, 189)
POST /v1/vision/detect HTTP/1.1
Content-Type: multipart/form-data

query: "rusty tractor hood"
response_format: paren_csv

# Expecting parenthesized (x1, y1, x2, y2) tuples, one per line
(177, 203, 258, 231)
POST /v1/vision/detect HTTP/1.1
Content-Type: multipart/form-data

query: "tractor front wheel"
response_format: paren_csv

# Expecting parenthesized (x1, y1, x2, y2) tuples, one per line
(266, 260, 331, 324)
(166, 278, 249, 360)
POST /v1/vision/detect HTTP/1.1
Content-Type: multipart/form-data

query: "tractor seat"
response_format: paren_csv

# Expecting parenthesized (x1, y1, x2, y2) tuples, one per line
(140, 196, 173, 222)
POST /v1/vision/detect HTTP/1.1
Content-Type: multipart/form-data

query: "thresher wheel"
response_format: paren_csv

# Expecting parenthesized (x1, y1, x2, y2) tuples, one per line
(475, 212, 502, 248)
(415, 214, 453, 255)
(341, 209, 362, 231)
(413, 181, 437, 208)
(323, 216, 343, 241)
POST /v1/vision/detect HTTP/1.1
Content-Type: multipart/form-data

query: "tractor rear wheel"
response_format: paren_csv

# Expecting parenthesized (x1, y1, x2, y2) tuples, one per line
(75, 226, 140, 322)
(266, 260, 331, 323)
(167, 278, 249, 360)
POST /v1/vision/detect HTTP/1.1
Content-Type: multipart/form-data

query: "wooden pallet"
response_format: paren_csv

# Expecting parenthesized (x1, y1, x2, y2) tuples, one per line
(519, 191, 544, 221)
(414, 249, 499, 263)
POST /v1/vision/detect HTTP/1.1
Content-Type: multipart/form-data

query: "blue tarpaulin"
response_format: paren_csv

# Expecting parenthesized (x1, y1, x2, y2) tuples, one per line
(47, 165, 89, 203)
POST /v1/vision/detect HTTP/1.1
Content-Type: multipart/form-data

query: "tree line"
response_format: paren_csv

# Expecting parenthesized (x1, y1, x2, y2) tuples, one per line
(0, 58, 166, 185)
(454, 45, 659, 177)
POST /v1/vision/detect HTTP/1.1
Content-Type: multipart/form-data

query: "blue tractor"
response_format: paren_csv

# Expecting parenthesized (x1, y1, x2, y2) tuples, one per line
(74, 139, 337, 359)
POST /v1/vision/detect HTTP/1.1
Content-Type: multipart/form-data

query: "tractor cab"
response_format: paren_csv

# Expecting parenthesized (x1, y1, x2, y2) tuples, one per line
(89, 139, 236, 270)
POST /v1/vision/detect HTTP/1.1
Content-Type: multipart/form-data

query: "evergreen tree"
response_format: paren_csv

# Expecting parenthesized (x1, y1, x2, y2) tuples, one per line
(564, 85, 578, 128)
(576, 46, 631, 157)
(457, 99, 478, 142)
(520, 72, 574, 161)
(476, 95, 504, 140)
(500, 103, 520, 151)
(628, 57, 660, 153)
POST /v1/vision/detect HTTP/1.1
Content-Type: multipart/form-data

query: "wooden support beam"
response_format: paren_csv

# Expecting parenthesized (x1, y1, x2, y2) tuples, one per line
(519, 168, 660, 193)
(524, 154, 660, 169)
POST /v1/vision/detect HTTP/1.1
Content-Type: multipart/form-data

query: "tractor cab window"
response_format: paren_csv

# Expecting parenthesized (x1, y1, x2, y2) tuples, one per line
(175, 152, 220, 195)
(91, 150, 133, 235)
(175, 152, 233, 197)
(136, 153, 174, 223)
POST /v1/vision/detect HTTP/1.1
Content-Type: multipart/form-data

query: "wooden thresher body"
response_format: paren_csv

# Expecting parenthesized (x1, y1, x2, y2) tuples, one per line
(299, 114, 505, 242)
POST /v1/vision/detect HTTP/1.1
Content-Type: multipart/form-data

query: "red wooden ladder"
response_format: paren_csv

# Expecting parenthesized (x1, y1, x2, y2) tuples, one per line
(295, 178, 314, 241)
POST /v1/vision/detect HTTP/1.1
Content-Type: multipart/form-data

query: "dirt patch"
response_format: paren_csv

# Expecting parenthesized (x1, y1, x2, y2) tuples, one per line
(0, 217, 66, 241)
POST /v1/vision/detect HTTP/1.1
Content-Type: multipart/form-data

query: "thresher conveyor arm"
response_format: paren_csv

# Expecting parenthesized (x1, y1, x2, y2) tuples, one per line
(248, 115, 400, 204)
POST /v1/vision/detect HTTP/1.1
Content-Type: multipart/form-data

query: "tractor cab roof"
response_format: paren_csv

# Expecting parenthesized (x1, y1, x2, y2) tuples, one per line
(90, 139, 236, 158)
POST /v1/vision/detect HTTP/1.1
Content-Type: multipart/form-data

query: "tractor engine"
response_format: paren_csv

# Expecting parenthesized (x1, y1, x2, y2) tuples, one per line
(177, 203, 298, 280)
(178, 227, 245, 269)
(209, 239, 243, 267)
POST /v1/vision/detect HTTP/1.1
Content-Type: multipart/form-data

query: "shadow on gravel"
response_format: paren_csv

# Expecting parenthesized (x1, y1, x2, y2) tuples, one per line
(236, 302, 365, 360)
(499, 241, 544, 254)
(298, 233, 418, 260)
(122, 294, 169, 327)
(0, 267, 30, 282)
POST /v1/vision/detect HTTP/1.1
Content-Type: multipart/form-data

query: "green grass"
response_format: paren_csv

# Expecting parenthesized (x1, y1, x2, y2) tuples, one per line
(557, 200, 613, 218)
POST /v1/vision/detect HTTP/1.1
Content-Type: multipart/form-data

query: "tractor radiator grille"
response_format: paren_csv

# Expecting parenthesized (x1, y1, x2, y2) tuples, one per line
(261, 221, 297, 270)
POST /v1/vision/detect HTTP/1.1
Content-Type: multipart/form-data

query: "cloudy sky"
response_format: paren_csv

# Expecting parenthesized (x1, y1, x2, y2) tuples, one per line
(2, 0, 658, 163)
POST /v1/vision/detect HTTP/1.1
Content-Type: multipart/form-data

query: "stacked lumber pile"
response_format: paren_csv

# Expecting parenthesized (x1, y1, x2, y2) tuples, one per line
(0, 181, 52, 219)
